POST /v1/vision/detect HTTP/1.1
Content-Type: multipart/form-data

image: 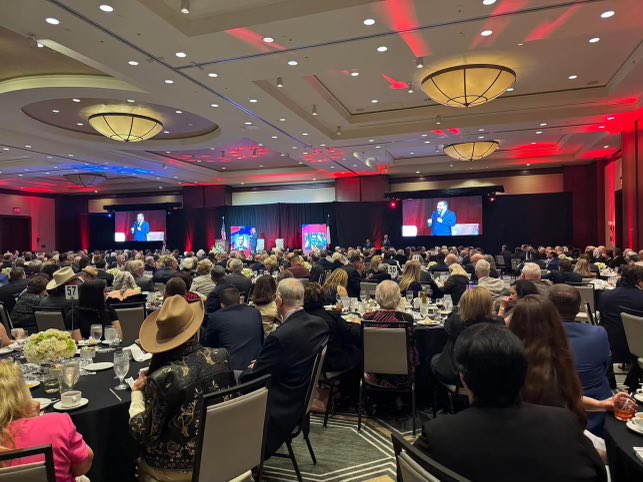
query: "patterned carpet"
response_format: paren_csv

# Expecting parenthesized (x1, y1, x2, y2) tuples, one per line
(263, 410, 431, 482)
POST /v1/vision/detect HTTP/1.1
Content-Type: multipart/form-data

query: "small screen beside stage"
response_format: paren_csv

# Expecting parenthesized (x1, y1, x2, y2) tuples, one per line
(231, 226, 256, 256)
(301, 224, 328, 253)
(402, 196, 483, 237)
(114, 210, 166, 242)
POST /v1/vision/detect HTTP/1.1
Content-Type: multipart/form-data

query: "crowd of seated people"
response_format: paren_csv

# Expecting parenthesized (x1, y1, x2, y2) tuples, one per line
(1, 240, 642, 480)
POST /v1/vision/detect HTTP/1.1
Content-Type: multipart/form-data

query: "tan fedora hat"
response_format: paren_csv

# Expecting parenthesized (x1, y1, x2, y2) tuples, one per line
(139, 295, 204, 354)
(46, 266, 80, 291)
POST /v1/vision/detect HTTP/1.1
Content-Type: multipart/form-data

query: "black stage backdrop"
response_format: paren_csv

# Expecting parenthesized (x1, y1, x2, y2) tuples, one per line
(87, 193, 573, 252)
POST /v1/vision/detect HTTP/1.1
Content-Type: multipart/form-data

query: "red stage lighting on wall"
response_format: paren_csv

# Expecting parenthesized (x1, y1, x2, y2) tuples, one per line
(389, 201, 397, 209)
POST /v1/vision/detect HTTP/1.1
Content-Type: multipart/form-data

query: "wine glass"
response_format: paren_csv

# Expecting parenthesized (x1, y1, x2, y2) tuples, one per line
(61, 360, 80, 393)
(335, 292, 342, 304)
(113, 351, 130, 391)
(406, 291, 414, 306)
(90, 324, 103, 344)
(104, 326, 118, 347)
(360, 291, 367, 303)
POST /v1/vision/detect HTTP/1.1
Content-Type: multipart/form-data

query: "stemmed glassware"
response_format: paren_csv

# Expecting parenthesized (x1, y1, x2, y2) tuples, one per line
(113, 351, 130, 391)
(90, 324, 103, 345)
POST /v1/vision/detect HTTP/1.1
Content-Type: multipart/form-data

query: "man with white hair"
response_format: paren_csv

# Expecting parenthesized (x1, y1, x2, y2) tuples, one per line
(520, 262, 552, 297)
(476, 259, 510, 300)
(240, 278, 329, 458)
(225, 257, 252, 295)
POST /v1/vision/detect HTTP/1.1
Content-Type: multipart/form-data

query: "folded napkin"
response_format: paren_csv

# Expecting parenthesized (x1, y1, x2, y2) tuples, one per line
(127, 343, 152, 362)
(635, 447, 643, 463)
(125, 377, 135, 391)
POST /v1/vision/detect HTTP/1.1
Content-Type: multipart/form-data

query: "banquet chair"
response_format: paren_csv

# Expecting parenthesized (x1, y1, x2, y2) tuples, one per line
(273, 343, 327, 482)
(391, 433, 471, 482)
(621, 312, 643, 371)
(574, 285, 596, 323)
(153, 282, 165, 294)
(0, 445, 56, 482)
(192, 375, 271, 482)
(510, 258, 522, 274)
(33, 308, 66, 332)
(0, 301, 13, 332)
(358, 321, 417, 436)
(360, 282, 377, 299)
(494, 255, 506, 274)
(113, 303, 146, 341)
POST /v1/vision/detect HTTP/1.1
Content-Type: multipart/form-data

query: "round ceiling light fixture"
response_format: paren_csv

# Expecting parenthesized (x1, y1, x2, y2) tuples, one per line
(88, 113, 163, 142)
(421, 64, 516, 108)
(63, 173, 107, 187)
(443, 141, 500, 161)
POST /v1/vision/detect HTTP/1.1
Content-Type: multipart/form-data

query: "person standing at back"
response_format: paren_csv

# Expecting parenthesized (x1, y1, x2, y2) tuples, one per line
(239, 278, 329, 458)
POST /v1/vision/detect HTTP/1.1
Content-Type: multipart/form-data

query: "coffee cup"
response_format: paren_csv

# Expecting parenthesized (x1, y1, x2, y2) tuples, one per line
(61, 390, 82, 407)
(633, 413, 643, 429)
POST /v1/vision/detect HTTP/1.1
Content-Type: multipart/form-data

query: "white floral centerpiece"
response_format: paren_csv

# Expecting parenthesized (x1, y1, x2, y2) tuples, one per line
(23, 329, 77, 365)
(595, 262, 607, 271)
(241, 267, 254, 279)
(107, 267, 121, 278)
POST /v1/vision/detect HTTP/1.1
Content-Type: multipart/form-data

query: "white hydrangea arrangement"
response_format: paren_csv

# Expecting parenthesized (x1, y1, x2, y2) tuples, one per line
(241, 267, 254, 279)
(107, 267, 121, 277)
(23, 329, 77, 364)
(595, 262, 607, 271)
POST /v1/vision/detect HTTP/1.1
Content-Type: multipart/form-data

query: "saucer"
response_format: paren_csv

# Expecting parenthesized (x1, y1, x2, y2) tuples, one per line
(25, 379, 41, 389)
(0, 347, 13, 355)
(634, 393, 643, 404)
(54, 398, 89, 411)
(626, 420, 643, 436)
(85, 362, 114, 371)
(33, 398, 53, 410)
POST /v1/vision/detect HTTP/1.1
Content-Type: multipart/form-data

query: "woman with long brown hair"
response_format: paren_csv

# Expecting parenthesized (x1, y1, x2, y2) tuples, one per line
(510, 295, 632, 429)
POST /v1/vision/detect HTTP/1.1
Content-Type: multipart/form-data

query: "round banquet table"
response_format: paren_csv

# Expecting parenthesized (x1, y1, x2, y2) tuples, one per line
(603, 400, 643, 482)
(29, 346, 149, 482)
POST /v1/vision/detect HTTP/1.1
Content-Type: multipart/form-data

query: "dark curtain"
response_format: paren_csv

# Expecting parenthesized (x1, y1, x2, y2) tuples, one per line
(0, 216, 31, 252)
(334, 202, 401, 248)
(278, 203, 333, 249)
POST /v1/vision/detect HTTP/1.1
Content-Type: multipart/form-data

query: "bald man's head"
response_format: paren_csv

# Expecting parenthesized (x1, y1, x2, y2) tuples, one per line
(471, 253, 484, 265)
(445, 253, 458, 266)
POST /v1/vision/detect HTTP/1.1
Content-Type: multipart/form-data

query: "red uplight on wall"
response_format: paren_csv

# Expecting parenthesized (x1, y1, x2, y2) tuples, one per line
(13, 207, 21, 214)
(389, 201, 397, 209)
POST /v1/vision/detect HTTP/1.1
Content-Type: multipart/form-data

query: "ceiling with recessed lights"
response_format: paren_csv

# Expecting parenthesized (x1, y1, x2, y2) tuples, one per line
(0, 0, 641, 194)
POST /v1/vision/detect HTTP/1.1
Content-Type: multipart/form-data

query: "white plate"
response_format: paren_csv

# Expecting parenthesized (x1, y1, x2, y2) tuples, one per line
(84, 362, 114, 371)
(25, 379, 40, 389)
(101, 340, 120, 346)
(0, 347, 13, 355)
(626, 420, 643, 435)
(33, 398, 53, 409)
(53, 398, 89, 411)
(635, 393, 643, 404)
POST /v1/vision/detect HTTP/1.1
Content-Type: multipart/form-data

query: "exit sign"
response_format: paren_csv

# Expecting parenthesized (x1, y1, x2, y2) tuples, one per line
(12, 207, 21, 214)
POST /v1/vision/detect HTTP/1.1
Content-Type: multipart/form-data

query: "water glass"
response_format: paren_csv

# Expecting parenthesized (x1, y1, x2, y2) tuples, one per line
(90, 324, 103, 344)
(419, 301, 429, 318)
(104, 326, 118, 346)
(60, 360, 80, 393)
(443, 295, 453, 312)
(11, 328, 26, 340)
(79, 347, 95, 367)
(341, 296, 350, 313)
(113, 352, 130, 391)
(360, 291, 367, 303)
(44, 367, 61, 394)
(349, 297, 358, 312)
(335, 292, 342, 304)
(406, 291, 414, 303)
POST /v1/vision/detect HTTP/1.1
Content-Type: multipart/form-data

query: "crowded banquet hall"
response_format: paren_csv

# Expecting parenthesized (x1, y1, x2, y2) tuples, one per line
(2, 0, 643, 481)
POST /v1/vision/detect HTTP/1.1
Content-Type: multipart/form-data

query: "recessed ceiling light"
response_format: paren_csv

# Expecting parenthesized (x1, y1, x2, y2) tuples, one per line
(302, 132, 309, 136)
(601, 10, 615, 18)
(369, 139, 374, 143)
(312, 178, 317, 181)
(424, 141, 431, 144)
(604, 145, 610, 149)
(377, 46, 388, 52)
(45, 17, 60, 25)
(481, 30, 493, 37)
(271, 135, 278, 139)
(263, 37, 274, 43)
(164, 130, 170, 134)
(607, 116, 615, 120)
(363, 18, 375, 26)
(483, 0, 497, 4)
(249, 99, 258, 103)
(371, 99, 378, 103)
(517, 43, 524, 46)
(2, 148, 9, 151)
(128, 60, 139, 66)
(375, 145, 381, 149)
(531, 142, 537, 145)
(506, 87, 514, 92)
(127, 99, 135, 103)
(288, 60, 298, 66)
(279, 118, 286, 122)
(36, 42, 43, 48)
(24, 145, 31, 148)
(175, 52, 187, 58)
(164, 79, 174, 84)
(421, 134, 428, 137)
(244, 121, 253, 125)
(330, 166, 335, 169)
(415, 170, 421, 174)
(76, 122, 84, 126)
(292, 146, 298, 150)
(540, 122, 547, 126)
(526, 163, 531, 166)
(350, 72, 360, 77)
(589, 37, 600, 43)
(259, 165, 264, 168)
(536, 130, 543, 134)
(99, 4, 114, 12)
(221, 167, 226, 170)
(410, 152, 415, 155)
(52, 109, 60, 113)
(478, 136, 485, 139)
(598, 125, 605, 129)
(207, 73, 219, 78)
(18, 174, 23, 177)
(175, 110, 183, 114)
(478, 128, 485, 132)
(68, 154, 74, 157)
(72, 98, 80, 103)
(568, 75, 578, 80)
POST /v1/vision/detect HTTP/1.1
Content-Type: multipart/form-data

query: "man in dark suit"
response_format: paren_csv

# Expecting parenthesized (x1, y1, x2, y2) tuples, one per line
(94, 258, 114, 287)
(130, 213, 150, 241)
(309, 253, 325, 283)
(547, 258, 582, 284)
(204, 287, 263, 372)
(343, 254, 364, 297)
(427, 200, 456, 236)
(225, 258, 252, 297)
(240, 278, 329, 458)
(414, 323, 606, 482)
(0, 267, 28, 313)
(205, 266, 232, 315)
(152, 256, 179, 284)
(318, 250, 334, 271)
